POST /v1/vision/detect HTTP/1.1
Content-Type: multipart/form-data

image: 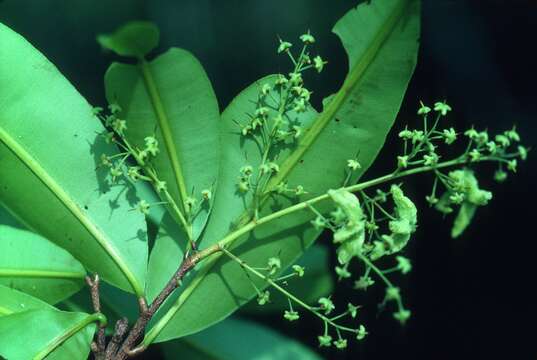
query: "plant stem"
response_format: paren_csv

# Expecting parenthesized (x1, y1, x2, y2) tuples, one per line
(113, 244, 221, 360)
(221, 247, 357, 333)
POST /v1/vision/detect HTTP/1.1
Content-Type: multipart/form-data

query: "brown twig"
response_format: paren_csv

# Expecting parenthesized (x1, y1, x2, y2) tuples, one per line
(111, 243, 222, 359)
(86, 274, 106, 360)
(105, 318, 129, 360)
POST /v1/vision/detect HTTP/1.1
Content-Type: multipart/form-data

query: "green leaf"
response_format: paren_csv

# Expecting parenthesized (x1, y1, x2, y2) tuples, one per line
(144, 0, 419, 343)
(146, 214, 185, 302)
(0, 22, 148, 295)
(242, 245, 334, 313)
(451, 202, 477, 238)
(144, 76, 320, 342)
(97, 21, 159, 58)
(0, 225, 86, 304)
(0, 284, 52, 316)
(104, 47, 220, 240)
(447, 169, 492, 238)
(0, 309, 98, 360)
(160, 317, 322, 360)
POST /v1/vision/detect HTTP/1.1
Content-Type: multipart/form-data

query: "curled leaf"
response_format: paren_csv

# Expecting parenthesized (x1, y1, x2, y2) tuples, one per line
(328, 189, 365, 264)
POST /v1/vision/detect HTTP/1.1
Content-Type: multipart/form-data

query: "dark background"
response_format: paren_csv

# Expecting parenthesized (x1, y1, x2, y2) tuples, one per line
(1, 0, 535, 359)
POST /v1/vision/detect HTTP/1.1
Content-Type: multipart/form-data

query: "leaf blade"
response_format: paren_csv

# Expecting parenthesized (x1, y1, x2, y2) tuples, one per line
(0, 225, 86, 304)
(0, 22, 148, 294)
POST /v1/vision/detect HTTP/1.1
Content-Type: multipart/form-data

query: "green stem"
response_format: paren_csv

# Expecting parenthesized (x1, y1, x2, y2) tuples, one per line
(221, 247, 357, 333)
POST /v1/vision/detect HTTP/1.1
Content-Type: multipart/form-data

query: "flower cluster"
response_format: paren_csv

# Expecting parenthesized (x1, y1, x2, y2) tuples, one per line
(234, 31, 327, 211)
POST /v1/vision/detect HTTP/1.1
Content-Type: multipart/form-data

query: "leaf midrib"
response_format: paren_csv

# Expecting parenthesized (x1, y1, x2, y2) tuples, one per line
(138, 59, 189, 215)
(266, 0, 409, 192)
(144, 0, 412, 342)
(0, 269, 85, 280)
(0, 126, 143, 295)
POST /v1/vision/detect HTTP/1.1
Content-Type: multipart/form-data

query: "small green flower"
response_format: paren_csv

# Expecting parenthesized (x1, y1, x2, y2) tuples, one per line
(311, 215, 325, 230)
(275, 74, 288, 86)
(238, 180, 250, 193)
(347, 159, 361, 171)
(112, 118, 127, 134)
(475, 131, 489, 146)
(313, 55, 326, 73)
(505, 126, 520, 142)
(356, 325, 368, 340)
(110, 166, 123, 180)
(292, 265, 305, 277)
(155, 180, 167, 193)
(295, 185, 306, 195)
(293, 98, 307, 113)
(486, 141, 497, 154)
(92, 106, 104, 115)
(127, 166, 141, 181)
(398, 128, 413, 140)
(425, 195, 438, 206)
(184, 197, 197, 210)
(299, 30, 315, 44)
(397, 155, 409, 169)
(354, 275, 375, 290)
(423, 152, 439, 166)
(289, 72, 303, 85)
(507, 159, 517, 172)
(449, 192, 465, 205)
(240, 165, 253, 176)
(277, 40, 292, 53)
(469, 148, 481, 162)
(284, 310, 300, 321)
(257, 290, 270, 305)
(255, 106, 270, 118)
(144, 136, 159, 156)
(396, 256, 412, 274)
(494, 169, 508, 183)
(495, 134, 510, 147)
(335, 266, 351, 279)
(442, 128, 457, 144)
(393, 308, 411, 325)
(261, 83, 271, 96)
(318, 297, 335, 314)
(292, 125, 302, 138)
(100, 154, 112, 167)
(268, 257, 281, 275)
(417, 101, 431, 115)
(136, 200, 150, 215)
(347, 303, 360, 318)
(464, 128, 478, 139)
(108, 102, 122, 114)
(385, 287, 401, 301)
(299, 88, 312, 101)
(333, 339, 347, 350)
(518, 145, 528, 160)
(318, 335, 332, 347)
(411, 130, 425, 144)
(201, 189, 212, 200)
(433, 101, 452, 116)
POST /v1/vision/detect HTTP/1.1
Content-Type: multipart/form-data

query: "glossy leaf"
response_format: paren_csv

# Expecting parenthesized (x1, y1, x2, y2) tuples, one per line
(0, 225, 86, 304)
(0, 284, 52, 316)
(97, 21, 159, 58)
(145, 0, 419, 342)
(105, 47, 220, 240)
(160, 317, 322, 360)
(0, 22, 148, 295)
(0, 308, 97, 360)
